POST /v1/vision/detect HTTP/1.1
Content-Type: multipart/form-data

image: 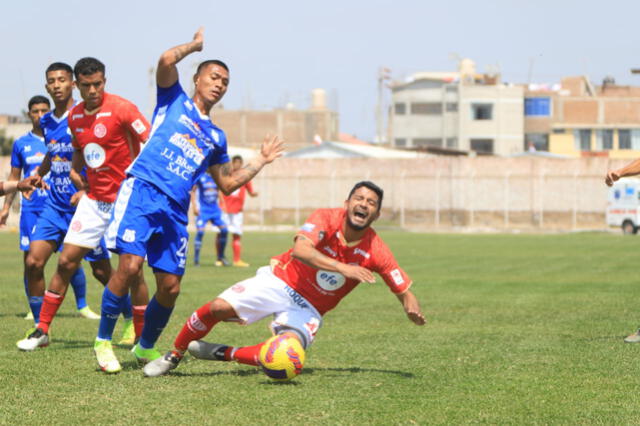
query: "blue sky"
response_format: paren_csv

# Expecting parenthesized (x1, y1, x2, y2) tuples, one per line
(2, 0, 639, 141)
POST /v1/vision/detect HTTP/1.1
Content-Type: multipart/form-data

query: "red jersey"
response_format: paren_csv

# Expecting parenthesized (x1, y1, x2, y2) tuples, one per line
(271, 208, 412, 315)
(69, 93, 149, 202)
(221, 181, 253, 214)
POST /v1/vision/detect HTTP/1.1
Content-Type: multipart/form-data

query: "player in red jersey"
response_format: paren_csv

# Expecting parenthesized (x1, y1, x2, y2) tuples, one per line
(219, 155, 258, 267)
(144, 181, 425, 377)
(29, 58, 150, 348)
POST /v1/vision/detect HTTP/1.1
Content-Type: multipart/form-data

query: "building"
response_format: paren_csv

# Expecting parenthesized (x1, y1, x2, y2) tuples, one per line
(389, 59, 524, 156)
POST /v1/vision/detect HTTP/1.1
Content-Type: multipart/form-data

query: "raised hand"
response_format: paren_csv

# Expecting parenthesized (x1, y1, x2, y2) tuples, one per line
(259, 134, 285, 165)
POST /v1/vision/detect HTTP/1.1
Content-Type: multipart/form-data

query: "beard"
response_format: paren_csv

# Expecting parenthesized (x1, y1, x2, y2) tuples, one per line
(346, 215, 369, 231)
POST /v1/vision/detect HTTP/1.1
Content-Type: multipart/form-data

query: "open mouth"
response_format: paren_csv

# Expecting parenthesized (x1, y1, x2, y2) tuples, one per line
(353, 211, 367, 220)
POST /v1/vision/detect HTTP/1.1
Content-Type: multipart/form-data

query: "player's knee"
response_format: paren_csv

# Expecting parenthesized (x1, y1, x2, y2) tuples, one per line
(58, 254, 81, 275)
(118, 257, 143, 278)
(210, 297, 237, 320)
(91, 266, 111, 285)
(158, 279, 181, 299)
(25, 254, 45, 272)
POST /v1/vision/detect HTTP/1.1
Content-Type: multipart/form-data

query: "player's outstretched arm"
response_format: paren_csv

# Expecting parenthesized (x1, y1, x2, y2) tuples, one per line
(395, 290, 426, 325)
(157, 27, 204, 88)
(606, 158, 640, 186)
(0, 167, 22, 225)
(0, 175, 42, 197)
(210, 134, 284, 196)
(291, 237, 376, 283)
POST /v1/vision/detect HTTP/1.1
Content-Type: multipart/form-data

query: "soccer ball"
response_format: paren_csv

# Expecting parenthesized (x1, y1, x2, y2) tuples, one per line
(258, 334, 305, 381)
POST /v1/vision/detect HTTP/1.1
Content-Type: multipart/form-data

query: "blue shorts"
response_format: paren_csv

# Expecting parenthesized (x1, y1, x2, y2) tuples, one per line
(19, 210, 41, 251)
(196, 209, 226, 231)
(31, 205, 110, 261)
(107, 177, 189, 275)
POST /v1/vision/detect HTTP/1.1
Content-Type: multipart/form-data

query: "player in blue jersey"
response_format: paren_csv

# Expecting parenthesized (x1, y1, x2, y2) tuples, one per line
(191, 172, 229, 266)
(94, 28, 284, 373)
(16, 62, 130, 351)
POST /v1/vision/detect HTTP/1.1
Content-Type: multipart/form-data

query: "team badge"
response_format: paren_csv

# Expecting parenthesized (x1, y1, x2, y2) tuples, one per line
(132, 119, 147, 135)
(71, 220, 82, 232)
(94, 123, 107, 138)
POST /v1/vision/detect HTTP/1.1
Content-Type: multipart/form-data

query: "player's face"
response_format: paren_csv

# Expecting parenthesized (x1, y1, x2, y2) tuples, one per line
(45, 70, 74, 104)
(194, 64, 229, 106)
(28, 103, 50, 129)
(345, 187, 381, 231)
(76, 72, 106, 110)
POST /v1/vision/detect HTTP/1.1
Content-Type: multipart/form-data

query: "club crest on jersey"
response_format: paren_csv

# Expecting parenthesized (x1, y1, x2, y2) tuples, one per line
(84, 143, 106, 168)
(93, 123, 107, 138)
(315, 270, 346, 291)
(132, 119, 147, 135)
(24, 145, 31, 152)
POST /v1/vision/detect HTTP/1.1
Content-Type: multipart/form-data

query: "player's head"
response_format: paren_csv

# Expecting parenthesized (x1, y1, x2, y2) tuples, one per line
(193, 59, 229, 107)
(27, 95, 50, 130)
(344, 181, 384, 231)
(231, 155, 243, 170)
(74, 57, 106, 110)
(45, 62, 74, 105)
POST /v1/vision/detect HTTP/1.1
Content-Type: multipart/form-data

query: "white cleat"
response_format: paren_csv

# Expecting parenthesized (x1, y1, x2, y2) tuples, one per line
(143, 351, 182, 377)
(187, 340, 229, 361)
(94, 340, 122, 373)
(16, 328, 49, 351)
(624, 330, 640, 343)
(78, 306, 101, 320)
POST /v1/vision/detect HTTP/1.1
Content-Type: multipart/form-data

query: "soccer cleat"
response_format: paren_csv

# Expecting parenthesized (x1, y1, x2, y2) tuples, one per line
(118, 319, 135, 346)
(131, 343, 162, 365)
(187, 340, 229, 361)
(624, 330, 640, 343)
(215, 258, 231, 267)
(94, 340, 122, 373)
(143, 351, 182, 377)
(78, 306, 101, 320)
(24, 311, 34, 321)
(16, 327, 49, 351)
(233, 260, 250, 267)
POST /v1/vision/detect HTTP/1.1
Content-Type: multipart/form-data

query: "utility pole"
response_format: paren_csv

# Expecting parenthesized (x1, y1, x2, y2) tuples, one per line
(375, 67, 391, 144)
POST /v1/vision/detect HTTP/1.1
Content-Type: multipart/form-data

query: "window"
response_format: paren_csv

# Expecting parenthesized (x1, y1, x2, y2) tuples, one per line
(596, 129, 613, 150)
(446, 137, 458, 148)
(394, 138, 407, 147)
(446, 103, 458, 112)
(411, 103, 442, 115)
(524, 133, 549, 151)
(524, 97, 551, 116)
(552, 128, 565, 134)
(471, 103, 493, 120)
(470, 139, 493, 154)
(413, 138, 442, 148)
(619, 129, 631, 149)
(394, 103, 406, 115)
(573, 129, 592, 151)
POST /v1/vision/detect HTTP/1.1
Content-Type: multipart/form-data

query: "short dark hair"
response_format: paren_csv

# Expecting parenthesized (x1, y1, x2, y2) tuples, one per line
(196, 59, 229, 75)
(45, 62, 73, 76)
(74, 57, 105, 79)
(28, 95, 50, 110)
(232, 155, 243, 162)
(348, 181, 384, 211)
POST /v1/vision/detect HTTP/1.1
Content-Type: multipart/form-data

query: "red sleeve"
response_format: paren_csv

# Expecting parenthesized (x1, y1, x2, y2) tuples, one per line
(295, 209, 331, 246)
(371, 237, 412, 294)
(246, 181, 254, 193)
(122, 102, 150, 143)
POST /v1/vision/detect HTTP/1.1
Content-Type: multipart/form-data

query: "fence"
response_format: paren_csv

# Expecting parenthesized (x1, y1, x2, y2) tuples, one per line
(0, 156, 628, 232)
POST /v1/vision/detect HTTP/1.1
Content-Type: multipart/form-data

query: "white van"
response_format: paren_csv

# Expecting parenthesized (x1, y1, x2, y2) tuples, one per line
(607, 178, 640, 234)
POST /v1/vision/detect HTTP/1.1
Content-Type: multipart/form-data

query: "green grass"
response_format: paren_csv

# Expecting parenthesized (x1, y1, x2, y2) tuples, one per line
(2, 231, 640, 424)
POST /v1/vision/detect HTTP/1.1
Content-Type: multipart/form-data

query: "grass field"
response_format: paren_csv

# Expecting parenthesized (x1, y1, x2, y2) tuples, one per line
(2, 230, 640, 424)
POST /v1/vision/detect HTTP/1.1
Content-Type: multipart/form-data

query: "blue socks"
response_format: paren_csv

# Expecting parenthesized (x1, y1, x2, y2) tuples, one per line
(69, 267, 88, 310)
(122, 294, 133, 320)
(28, 296, 43, 324)
(97, 287, 127, 340)
(139, 296, 174, 349)
(194, 230, 204, 264)
(217, 228, 228, 260)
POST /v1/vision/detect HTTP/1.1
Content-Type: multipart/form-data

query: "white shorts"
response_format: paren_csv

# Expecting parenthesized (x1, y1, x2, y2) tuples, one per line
(64, 195, 113, 249)
(218, 266, 322, 348)
(222, 212, 244, 235)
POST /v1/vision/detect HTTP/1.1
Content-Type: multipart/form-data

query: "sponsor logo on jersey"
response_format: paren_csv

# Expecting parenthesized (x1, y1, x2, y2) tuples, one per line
(390, 268, 404, 285)
(315, 270, 346, 292)
(284, 285, 310, 309)
(84, 143, 106, 168)
(354, 248, 371, 259)
(131, 118, 147, 135)
(96, 112, 112, 118)
(178, 114, 213, 148)
(322, 246, 337, 257)
(24, 145, 31, 152)
(94, 123, 107, 138)
(301, 222, 315, 232)
(75, 128, 84, 133)
(210, 129, 219, 143)
(72, 113, 84, 120)
(168, 132, 205, 164)
(25, 152, 45, 165)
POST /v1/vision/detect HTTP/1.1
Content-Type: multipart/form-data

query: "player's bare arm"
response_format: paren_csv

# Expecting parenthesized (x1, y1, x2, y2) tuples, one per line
(157, 27, 204, 88)
(190, 186, 200, 217)
(291, 236, 376, 283)
(606, 158, 640, 186)
(210, 135, 284, 195)
(395, 290, 426, 325)
(0, 175, 42, 196)
(0, 167, 22, 225)
(69, 149, 88, 205)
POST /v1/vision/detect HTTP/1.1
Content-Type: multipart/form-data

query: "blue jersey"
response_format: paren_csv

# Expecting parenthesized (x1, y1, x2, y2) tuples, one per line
(10, 131, 48, 212)
(195, 173, 222, 216)
(127, 81, 229, 213)
(40, 110, 79, 213)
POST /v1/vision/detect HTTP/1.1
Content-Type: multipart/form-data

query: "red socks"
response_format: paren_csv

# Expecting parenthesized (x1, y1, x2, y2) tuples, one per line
(230, 342, 265, 366)
(132, 305, 146, 338)
(232, 235, 241, 262)
(37, 291, 64, 334)
(173, 302, 220, 353)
